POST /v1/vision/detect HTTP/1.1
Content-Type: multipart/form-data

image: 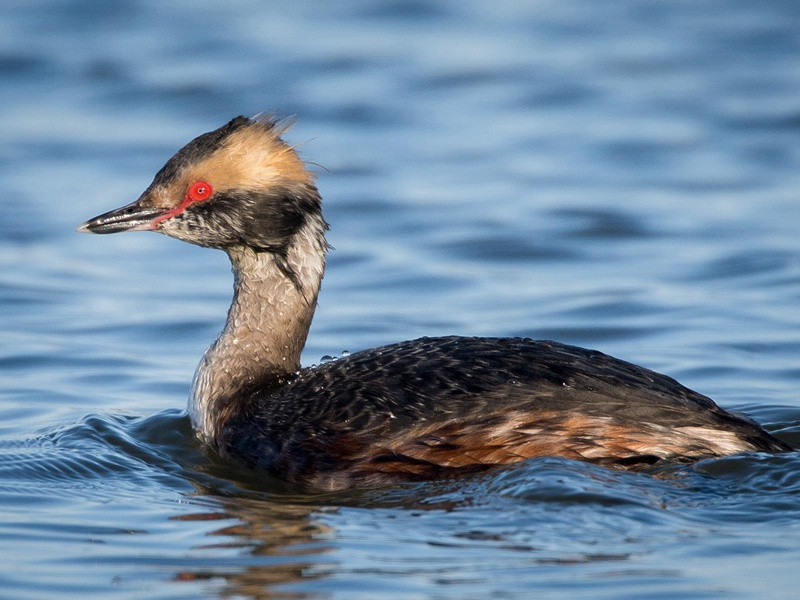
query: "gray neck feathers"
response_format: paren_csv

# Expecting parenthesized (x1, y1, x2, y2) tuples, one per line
(189, 213, 327, 442)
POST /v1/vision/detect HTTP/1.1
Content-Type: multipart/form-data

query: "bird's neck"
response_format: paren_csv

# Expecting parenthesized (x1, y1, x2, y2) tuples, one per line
(189, 218, 326, 442)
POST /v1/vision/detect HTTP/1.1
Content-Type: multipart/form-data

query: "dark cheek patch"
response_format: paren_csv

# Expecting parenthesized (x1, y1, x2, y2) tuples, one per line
(206, 187, 312, 252)
(151, 183, 324, 255)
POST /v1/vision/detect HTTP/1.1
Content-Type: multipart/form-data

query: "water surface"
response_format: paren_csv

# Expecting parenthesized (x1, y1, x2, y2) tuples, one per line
(2, 1, 800, 598)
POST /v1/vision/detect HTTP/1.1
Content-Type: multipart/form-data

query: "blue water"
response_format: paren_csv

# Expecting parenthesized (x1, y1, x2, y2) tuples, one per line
(2, 1, 800, 598)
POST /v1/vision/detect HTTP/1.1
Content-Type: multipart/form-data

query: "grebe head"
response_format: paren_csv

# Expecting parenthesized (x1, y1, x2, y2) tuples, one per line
(78, 116, 323, 255)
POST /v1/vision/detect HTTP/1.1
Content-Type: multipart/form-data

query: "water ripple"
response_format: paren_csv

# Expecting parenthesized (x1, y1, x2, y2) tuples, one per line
(2, 0, 800, 598)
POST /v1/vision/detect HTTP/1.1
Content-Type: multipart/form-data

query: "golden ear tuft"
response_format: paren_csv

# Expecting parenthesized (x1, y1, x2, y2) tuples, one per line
(186, 115, 315, 194)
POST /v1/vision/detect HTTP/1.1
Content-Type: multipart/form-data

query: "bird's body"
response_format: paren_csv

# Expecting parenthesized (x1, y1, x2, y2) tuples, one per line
(80, 116, 790, 491)
(214, 336, 787, 490)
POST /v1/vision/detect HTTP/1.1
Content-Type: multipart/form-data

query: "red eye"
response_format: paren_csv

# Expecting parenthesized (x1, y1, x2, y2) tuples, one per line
(188, 180, 213, 202)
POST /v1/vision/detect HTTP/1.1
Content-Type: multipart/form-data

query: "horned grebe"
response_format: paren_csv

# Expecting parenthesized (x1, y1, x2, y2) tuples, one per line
(79, 116, 790, 490)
